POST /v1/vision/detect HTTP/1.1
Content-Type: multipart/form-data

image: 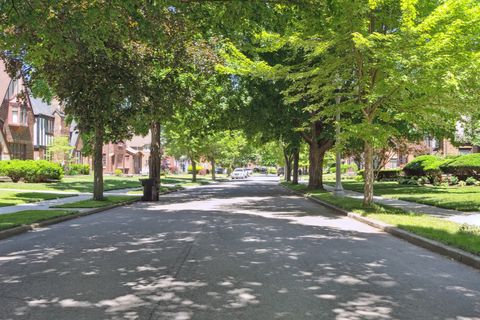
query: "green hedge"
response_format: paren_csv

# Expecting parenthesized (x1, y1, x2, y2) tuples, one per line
(0, 160, 63, 182)
(403, 155, 446, 178)
(377, 169, 402, 181)
(358, 168, 402, 181)
(66, 164, 90, 175)
(330, 163, 358, 174)
(440, 154, 480, 179)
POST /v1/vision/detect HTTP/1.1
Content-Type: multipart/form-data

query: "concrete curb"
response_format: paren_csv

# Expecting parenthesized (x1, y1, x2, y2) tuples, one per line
(0, 186, 184, 241)
(282, 185, 480, 271)
(0, 197, 140, 241)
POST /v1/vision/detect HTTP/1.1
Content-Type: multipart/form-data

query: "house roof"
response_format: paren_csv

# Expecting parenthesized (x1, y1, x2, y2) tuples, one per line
(126, 147, 142, 155)
(29, 95, 56, 117)
(127, 134, 151, 148)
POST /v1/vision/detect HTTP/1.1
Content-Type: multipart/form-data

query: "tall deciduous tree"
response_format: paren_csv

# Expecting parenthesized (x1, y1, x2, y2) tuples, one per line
(1, 1, 144, 200)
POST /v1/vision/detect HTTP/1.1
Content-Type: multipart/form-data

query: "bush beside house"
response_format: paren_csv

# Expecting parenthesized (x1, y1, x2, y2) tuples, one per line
(440, 154, 480, 179)
(0, 160, 63, 182)
(65, 164, 90, 175)
(403, 155, 446, 180)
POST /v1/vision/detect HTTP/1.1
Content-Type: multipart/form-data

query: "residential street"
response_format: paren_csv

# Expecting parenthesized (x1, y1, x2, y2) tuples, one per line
(0, 176, 479, 320)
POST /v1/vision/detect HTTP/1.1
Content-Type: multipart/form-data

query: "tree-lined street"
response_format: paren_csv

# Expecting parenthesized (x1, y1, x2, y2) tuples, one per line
(0, 178, 478, 319)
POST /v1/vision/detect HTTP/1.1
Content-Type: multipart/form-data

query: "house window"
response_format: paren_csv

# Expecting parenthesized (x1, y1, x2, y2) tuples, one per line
(46, 118, 54, 134)
(102, 153, 107, 167)
(9, 143, 27, 160)
(11, 107, 27, 124)
(12, 109, 18, 123)
(20, 107, 28, 124)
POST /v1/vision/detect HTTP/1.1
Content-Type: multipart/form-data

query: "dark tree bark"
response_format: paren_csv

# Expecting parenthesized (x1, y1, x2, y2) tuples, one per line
(93, 125, 104, 201)
(283, 147, 293, 182)
(191, 158, 197, 182)
(211, 159, 216, 181)
(303, 122, 334, 189)
(292, 148, 299, 185)
(149, 121, 161, 201)
(363, 141, 374, 206)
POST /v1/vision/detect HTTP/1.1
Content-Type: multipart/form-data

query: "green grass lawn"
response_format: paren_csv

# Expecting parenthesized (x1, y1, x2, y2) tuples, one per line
(162, 174, 228, 186)
(0, 191, 74, 207)
(282, 182, 480, 255)
(0, 174, 228, 194)
(324, 179, 480, 212)
(0, 175, 144, 193)
(53, 195, 139, 208)
(0, 210, 77, 231)
(127, 185, 183, 195)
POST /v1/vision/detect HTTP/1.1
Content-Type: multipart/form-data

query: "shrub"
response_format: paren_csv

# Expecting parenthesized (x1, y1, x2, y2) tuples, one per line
(417, 176, 430, 185)
(187, 165, 203, 174)
(458, 180, 467, 187)
(0, 160, 63, 182)
(466, 177, 477, 186)
(440, 153, 480, 179)
(448, 175, 459, 185)
(377, 169, 402, 181)
(330, 163, 358, 174)
(358, 168, 402, 181)
(66, 164, 90, 175)
(403, 155, 446, 181)
(268, 167, 277, 174)
(114, 169, 123, 176)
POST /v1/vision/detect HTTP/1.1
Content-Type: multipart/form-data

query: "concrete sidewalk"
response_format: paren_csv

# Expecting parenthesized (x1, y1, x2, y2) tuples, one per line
(323, 184, 480, 227)
(0, 187, 141, 215)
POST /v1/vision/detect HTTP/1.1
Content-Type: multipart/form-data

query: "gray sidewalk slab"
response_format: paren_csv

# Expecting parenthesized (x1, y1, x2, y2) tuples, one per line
(0, 194, 91, 215)
(0, 187, 141, 215)
(323, 184, 480, 227)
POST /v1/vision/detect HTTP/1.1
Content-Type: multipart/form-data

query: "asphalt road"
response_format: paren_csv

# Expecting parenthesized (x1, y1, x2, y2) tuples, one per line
(0, 176, 479, 320)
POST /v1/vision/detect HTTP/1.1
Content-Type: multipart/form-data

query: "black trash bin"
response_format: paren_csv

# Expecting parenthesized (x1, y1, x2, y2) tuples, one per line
(139, 178, 156, 201)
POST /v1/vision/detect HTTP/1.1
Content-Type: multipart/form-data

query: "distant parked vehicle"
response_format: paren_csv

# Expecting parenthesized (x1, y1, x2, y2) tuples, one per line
(231, 168, 248, 179)
(215, 167, 225, 174)
(277, 167, 284, 176)
(246, 168, 253, 176)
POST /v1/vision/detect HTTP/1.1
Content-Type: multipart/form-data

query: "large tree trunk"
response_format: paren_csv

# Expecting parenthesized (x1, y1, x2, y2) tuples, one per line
(93, 125, 104, 201)
(283, 148, 293, 182)
(211, 159, 216, 181)
(292, 148, 299, 185)
(191, 159, 197, 182)
(308, 142, 325, 189)
(149, 121, 161, 201)
(363, 141, 374, 206)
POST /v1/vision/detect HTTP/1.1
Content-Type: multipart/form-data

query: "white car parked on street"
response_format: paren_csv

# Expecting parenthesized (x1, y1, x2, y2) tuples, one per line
(231, 168, 248, 179)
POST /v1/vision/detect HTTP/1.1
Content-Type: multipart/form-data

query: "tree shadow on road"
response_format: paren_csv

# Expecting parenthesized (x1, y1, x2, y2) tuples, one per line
(0, 204, 479, 319)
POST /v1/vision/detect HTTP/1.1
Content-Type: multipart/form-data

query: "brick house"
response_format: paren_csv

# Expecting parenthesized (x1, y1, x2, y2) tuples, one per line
(102, 142, 143, 175)
(0, 61, 69, 161)
(0, 63, 35, 160)
(30, 96, 69, 160)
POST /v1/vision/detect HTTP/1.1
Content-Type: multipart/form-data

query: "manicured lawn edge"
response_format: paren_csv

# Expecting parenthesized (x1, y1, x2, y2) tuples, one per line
(281, 183, 480, 271)
(52, 195, 141, 208)
(0, 186, 186, 241)
(0, 197, 140, 241)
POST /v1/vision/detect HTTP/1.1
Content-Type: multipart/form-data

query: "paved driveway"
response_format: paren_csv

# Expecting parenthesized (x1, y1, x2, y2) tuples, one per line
(0, 176, 479, 319)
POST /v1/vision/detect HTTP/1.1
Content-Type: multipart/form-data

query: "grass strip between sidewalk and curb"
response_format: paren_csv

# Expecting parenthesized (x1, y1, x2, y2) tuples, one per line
(0, 210, 77, 231)
(127, 185, 184, 195)
(0, 197, 140, 240)
(281, 182, 480, 270)
(52, 195, 140, 208)
(0, 186, 186, 241)
(0, 192, 76, 207)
